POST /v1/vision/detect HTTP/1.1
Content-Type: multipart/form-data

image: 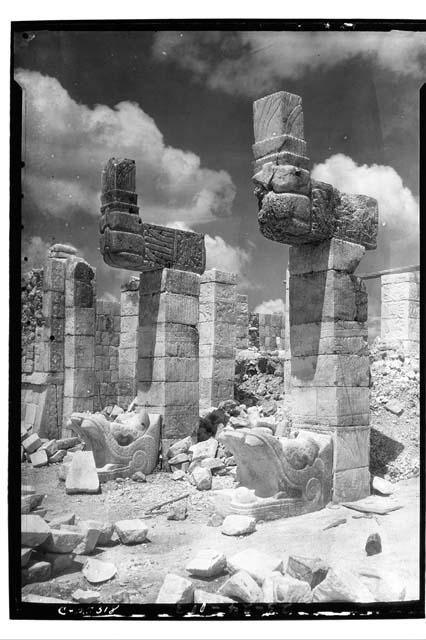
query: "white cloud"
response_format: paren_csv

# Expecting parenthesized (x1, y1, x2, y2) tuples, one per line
(21, 236, 51, 271)
(16, 69, 235, 224)
(311, 153, 419, 240)
(254, 298, 285, 315)
(152, 31, 426, 96)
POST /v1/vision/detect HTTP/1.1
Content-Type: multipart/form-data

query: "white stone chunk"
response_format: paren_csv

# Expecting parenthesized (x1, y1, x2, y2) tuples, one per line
(65, 451, 99, 494)
(218, 570, 262, 602)
(221, 515, 256, 537)
(82, 558, 117, 584)
(156, 573, 194, 604)
(114, 519, 148, 545)
(186, 549, 226, 578)
(227, 548, 283, 585)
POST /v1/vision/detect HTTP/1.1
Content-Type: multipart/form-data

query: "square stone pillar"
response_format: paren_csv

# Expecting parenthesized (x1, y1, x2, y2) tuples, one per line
(381, 270, 420, 358)
(62, 257, 96, 433)
(137, 269, 200, 445)
(118, 276, 140, 409)
(236, 294, 249, 349)
(283, 268, 291, 396)
(199, 269, 237, 412)
(289, 238, 371, 503)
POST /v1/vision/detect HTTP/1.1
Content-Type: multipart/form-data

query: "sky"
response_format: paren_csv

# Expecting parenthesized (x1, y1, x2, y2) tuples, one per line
(15, 28, 423, 325)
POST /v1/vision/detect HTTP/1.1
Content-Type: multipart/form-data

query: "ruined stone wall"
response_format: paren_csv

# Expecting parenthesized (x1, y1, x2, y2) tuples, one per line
(380, 271, 419, 358)
(247, 312, 285, 351)
(94, 300, 120, 410)
(21, 269, 44, 374)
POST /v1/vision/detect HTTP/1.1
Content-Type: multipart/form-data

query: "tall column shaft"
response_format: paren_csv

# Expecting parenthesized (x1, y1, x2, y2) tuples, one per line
(118, 277, 140, 408)
(381, 270, 420, 357)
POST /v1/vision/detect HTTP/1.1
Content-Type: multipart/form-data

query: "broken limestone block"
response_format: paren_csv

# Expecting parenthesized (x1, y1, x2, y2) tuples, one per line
(91, 521, 114, 546)
(56, 436, 81, 450)
(22, 594, 70, 603)
(65, 451, 100, 494)
(218, 570, 262, 603)
(21, 548, 32, 567)
(186, 550, 226, 578)
(385, 400, 404, 416)
(275, 574, 313, 603)
(191, 466, 212, 491)
(286, 555, 329, 588)
(167, 504, 187, 521)
(156, 574, 194, 604)
(40, 439, 58, 458)
(49, 449, 67, 463)
(22, 433, 42, 454)
(200, 457, 226, 473)
(43, 552, 74, 576)
(72, 589, 101, 603)
(189, 438, 218, 462)
(365, 533, 382, 556)
(21, 493, 45, 514)
(207, 513, 224, 527)
(222, 515, 256, 537)
(30, 449, 48, 468)
(73, 521, 102, 554)
(22, 560, 51, 584)
(193, 589, 236, 604)
(131, 471, 146, 482)
(21, 515, 51, 548)
(167, 436, 193, 458)
(171, 470, 185, 481)
(227, 548, 283, 585)
(168, 453, 190, 466)
(82, 558, 117, 584)
(41, 529, 83, 554)
(57, 462, 71, 482)
(48, 512, 76, 528)
(312, 567, 375, 602)
(114, 519, 148, 545)
(371, 476, 393, 496)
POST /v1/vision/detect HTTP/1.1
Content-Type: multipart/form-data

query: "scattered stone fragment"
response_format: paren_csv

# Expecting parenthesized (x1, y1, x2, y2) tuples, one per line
(261, 399, 277, 416)
(384, 400, 404, 416)
(109, 590, 130, 603)
(41, 529, 83, 554)
(156, 574, 194, 604)
(189, 438, 218, 462)
(218, 570, 262, 603)
(312, 567, 375, 602)
(48, 512, 76, 528)
(342, 496, 402, 515)
(72, 589, 100, 603)
(21, 493, 45, 514)
(167, 436, 193, 459)
(169, 453, 190, 466)
(49, 449, 67, 463)
(225, 456, 236, 467)
(56, 436, 81, 450)
(227, 548, 283, 585)
(22, 594, 70, 603)
(286, 555, 329, 589)
(372, 476, 393, 496)
(167, 504, 187, 521)
(262, 571, 286, 602)
(22, 560, 51, 584)
(207, 513, 223, 527)
(186, 550, 226, 578)
(40, 439, 58, 458)
(194, 589, 236, 603)
(31, 507, 47, 519)
(65, 451, 100, 494)
(323, 517, 347, 531)
(21, 515, 51, 548)
(96, 522, 115, 546)
(191, 466, 212, 491)
(274, 574, 313, 603)
(171, 470, 185, 481)
(43, 552, 74, 576)
(82, 558, 117, 584)
(365, 533, 382, 556)
(222, 515, 256, 537)
(21, 548, 32, 567)
(73, 521, 101, 554)
(57, 463, 70, 482)
(114, 519, 148, 545)
(200, 457, 226, 473)
(131, 471, 146, 482)
(229, 416, 249, 429)
(22, 433, 42, 454)
(30, 449, 48, 468)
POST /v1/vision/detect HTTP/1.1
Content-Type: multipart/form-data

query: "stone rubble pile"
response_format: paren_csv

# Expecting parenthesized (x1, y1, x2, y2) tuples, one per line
(234, 350, 285, 407)
(21, 428, 84, 469)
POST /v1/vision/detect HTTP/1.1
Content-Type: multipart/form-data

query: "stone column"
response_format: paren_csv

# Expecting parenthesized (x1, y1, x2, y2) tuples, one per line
(381, 270, 420, 358)
(94, 299, 120, 410)
(62, 257, 96, 433)
(199, 269, 237, 412)
(236, 294, 249, 350)
(118, 276, 140, 409)
(283, 269, 291, 396)
(289, 238, 370, 502)
(137, 269, 200, 447)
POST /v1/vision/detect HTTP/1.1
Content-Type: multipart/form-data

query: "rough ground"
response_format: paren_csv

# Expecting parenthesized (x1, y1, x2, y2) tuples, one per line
(21, 462, 420, 604)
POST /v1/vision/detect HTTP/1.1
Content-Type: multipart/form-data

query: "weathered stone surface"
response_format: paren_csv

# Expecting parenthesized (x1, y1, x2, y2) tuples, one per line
(21, 548, 32, 567)
(48, 512, 76, 528)
(384, 400, 404, 416)
(30, 449, 48, 468)
(200, 457, 225, 473)
(171, 470, 186, 481)
(312, 567, 374, 602)
(289, 238, 365, 275)
(156, 574, 194, 604)
(168, 453, 190, 466)
(191, 466, 212, 491)
(167, 503, 187, 521)
(83, 558, 117, 584)
(22, 433, 42, 454)
(72, 589, 101, 603)
(73, 521, 101, 554)
(22, 594, 70, 603)
(56, 436, 81, 450)
(291, 354, 369, 387)
(333, 427, 370, 472)
(222, 515, 256, 537)
(207, 513, 224, 527)
(371, 476, 393, 496)
(189, 438, 218, 461)
(21, 494, 45, 514)
(286, 555, 328, 588)
(40, 439, 58, 457)
(65, 451, 100, 494)
(186, 550, 226, 578)
(291, 386, 370, 427)
(365, 533, 382, 556)
(22, 561, 51, 584)
(41, 529, 83, 554)
(218, 570, 262, 603)
(43, 552, 74, 576)
(193, 589, 236, 603)
(263, 573, 313, 603)
(333, 467, 370, 503)
(227, 548, 283, 585)
(95, 522, 115, 546)
(167, 436, 193, 459)
(21, 515, 51, 548)
(21, 484, 35, 496)
(114, 519, 148, 545)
